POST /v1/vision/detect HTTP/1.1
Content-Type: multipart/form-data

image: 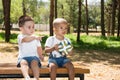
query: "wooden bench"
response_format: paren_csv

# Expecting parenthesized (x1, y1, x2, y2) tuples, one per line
(0, 63, 90, 80)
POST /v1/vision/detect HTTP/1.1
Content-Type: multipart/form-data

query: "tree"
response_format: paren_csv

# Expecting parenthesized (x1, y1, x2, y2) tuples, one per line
(111, 0, 117, 36)
(49, 0, 54, 36)
(105, 3, 112, 36)
(117, 0, 120, 37)
(88, 2, 101, 31)
(85, 0, 89, 35)
(54, 0, 57, 18)
(66, 0, 78, 33)
(2, 0, 11, 42)
(22, 0, 26, 15)
(0, 1, 3, 24)
(101, 0, 106, 36)
(77, 0, 81, 42)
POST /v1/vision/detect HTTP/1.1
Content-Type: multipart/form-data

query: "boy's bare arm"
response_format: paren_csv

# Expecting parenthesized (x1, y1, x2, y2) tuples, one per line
(45, 46, 55, 53)
(22, 36, 42, 42)
(45, 44, 59, 53)
(22, 36, 36, 42)
(68, 50, 73, 56)
(37, 47, 44, 61)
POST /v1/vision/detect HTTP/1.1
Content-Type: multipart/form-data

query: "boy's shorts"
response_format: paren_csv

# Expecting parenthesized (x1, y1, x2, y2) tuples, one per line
(48, 56, 70, 67)
(17, 56, 41, 68)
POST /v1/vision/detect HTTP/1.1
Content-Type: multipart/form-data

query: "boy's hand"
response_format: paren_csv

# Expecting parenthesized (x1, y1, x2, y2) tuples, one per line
(35, 36, 43, 41)
(39, 55, 44, 61)
(53, 44, 59, 51)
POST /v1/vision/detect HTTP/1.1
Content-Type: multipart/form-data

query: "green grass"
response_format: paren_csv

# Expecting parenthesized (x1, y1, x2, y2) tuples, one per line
(0, 32, 18, 43)
(0, 32, 120, 53)
(66, 34, 120, 53)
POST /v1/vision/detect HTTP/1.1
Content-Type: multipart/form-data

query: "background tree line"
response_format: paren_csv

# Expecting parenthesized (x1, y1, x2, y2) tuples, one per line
(0, 0, 120, 42)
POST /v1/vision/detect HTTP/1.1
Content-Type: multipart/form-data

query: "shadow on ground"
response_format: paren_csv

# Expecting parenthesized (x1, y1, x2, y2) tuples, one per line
(71, 49, 120, 65)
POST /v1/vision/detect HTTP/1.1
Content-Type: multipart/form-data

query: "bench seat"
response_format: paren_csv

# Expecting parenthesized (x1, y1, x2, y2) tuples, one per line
(0, 63, 90, 80)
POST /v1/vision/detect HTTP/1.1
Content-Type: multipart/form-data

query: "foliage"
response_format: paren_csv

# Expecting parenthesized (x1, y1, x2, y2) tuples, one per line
(38, 5, 49, 24)
(20, 0, 50, 24)
(58, 0, 80, 27)
(38, 0, 50, 24)
(0, 0, 3, 24)
(65, 34, 120, 53)
(0, 0, 50, 24)
(10, 0, 23, 23)
(0, 32, 18, 43)
(56, 0, 102, 31)
(88, 4, 101, 28)
(1, 32, 120, 53)
(0, 32, 4, 41)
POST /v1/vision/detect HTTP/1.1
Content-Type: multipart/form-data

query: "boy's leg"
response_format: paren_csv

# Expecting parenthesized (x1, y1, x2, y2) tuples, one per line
(49, 63, 58, 80)
(63, 62, 75, 80)
(20, 60, 30, 80)
(31, 60, 39, 80)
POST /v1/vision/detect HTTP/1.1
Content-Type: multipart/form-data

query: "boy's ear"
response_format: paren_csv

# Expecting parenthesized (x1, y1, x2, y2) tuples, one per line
(53, 27, 55, 31)
(19, 27, 23, 31)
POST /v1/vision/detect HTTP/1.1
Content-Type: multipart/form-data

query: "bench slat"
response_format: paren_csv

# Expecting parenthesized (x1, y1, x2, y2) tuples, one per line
(0, 63, 90, 75)
(0, 67, 90, 74)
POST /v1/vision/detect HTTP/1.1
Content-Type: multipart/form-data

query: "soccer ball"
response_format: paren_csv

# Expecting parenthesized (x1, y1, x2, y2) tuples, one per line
(58, 39, 73, 55)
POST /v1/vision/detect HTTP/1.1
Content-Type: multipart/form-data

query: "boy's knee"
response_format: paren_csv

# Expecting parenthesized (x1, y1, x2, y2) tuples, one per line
(64, 62, 74, 69)
(20, 60, 28, 65)
(49, 63, 57, 70)
(31, 60, 38, 66)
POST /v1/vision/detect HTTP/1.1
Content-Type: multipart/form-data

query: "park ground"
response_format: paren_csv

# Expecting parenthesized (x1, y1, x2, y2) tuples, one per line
(0, 31, 120, 80)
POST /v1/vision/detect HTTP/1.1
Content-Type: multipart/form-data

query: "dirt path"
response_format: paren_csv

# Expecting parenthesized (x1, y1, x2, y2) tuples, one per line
(0, 41, 120, 80)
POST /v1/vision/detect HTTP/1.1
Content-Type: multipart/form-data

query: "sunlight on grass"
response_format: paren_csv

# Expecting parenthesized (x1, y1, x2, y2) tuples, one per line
(66, 34, 120, 53)
(0, 32, 120, 53)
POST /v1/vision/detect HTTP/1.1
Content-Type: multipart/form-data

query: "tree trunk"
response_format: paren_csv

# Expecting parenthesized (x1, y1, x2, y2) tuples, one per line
(107, 14, 111, 36)
(77, 0, 81, 42)
(54, 0, 57, 18)
(61, 4, 64, 18)
(22, 0, 26, 15)
(117, 1, 120, 37)
(101, 0, 105, 36)
(49, 0, 54, 36)
(111, 0, 117, 36)
(85, 0, 89, 35)
(2, 0, 11, 42)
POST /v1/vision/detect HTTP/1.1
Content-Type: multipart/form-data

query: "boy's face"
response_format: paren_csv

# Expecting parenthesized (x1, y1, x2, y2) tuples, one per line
(20, 21, 35, 35)
(54, 23, 68, 37)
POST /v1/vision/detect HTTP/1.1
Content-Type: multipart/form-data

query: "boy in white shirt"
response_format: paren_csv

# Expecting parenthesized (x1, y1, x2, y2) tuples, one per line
(17, 15, 44, 80)
(45, 18, 74, 80)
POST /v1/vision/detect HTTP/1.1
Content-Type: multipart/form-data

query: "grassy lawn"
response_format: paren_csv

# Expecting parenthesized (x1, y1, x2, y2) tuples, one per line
(0, 31, 120, 64)
(1, 31, 120, 53)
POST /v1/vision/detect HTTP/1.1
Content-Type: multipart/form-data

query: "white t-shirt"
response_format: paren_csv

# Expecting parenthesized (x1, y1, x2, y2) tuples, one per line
(45, 36, 71, 58)
(17, 34, 41, 58)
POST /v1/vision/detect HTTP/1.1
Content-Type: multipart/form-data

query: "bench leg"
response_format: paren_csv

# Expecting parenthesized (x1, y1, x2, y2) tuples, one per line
(68, 74, 84, 80)
(79, 74, 84, 80)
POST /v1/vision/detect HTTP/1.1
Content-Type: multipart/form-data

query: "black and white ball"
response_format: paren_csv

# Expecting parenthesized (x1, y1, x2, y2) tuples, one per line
(58, 39, 73, 55)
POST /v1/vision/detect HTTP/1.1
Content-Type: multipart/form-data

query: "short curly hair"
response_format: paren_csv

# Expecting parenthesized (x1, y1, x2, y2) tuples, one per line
(18, 15, 33, 27)
(53, 18, 68, 28)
